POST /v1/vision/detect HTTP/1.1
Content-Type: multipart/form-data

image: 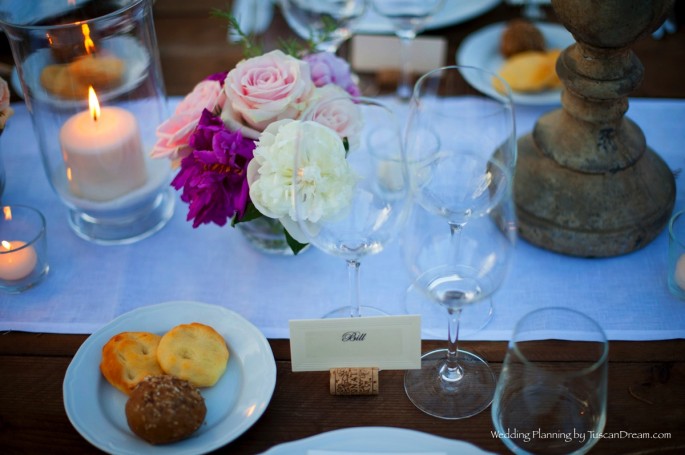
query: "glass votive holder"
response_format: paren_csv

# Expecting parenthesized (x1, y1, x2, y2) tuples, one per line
(0, 0, 174, 245)
(668, 210, 685, 299)
(0, 205, 48, 293)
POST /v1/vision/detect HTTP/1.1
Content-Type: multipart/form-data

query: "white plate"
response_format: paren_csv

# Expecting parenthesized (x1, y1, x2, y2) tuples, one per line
(19, 35, 149, 107)
(63, 301, 276, 455)
(354, 0, 500, 34)
(260, 426, 495, 454)
(457, 22, 575, 105)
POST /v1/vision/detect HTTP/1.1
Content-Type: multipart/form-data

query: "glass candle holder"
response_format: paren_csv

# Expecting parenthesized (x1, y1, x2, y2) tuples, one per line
(668, 210, 685, 299)
(0, 205, 48, 293)
(0, 0, 174, 244)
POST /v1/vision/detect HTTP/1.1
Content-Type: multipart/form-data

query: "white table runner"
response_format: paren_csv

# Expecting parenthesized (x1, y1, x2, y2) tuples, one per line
(1, 98, 684, 340)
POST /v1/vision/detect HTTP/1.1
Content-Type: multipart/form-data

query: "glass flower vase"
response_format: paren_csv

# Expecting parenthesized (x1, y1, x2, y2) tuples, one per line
(237, 217, 303, 255)
(0, 0, 174, 244)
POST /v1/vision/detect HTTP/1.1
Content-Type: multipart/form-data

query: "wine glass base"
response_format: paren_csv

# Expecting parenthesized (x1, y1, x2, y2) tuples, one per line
(404, 349, 496, 420)
(323, 306, 388, 318)
(405, 284, 494, 337)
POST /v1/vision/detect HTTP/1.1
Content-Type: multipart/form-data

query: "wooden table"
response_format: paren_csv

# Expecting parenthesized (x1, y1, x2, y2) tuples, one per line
(2, 1, 685, 454)
(1, 335, 684, 454)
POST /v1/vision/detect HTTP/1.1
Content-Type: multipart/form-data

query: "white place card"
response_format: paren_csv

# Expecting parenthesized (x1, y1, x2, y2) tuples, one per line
(289, 315, 421, 372)
(350, 34, 447, 73)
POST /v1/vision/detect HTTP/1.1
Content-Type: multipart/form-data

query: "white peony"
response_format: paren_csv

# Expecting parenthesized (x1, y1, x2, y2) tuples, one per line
(247, 119, 356, 243)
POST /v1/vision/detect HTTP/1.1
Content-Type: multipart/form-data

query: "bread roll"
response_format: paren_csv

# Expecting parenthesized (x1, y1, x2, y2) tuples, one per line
(500, 19, 546, 58)
(125, 375, 206, 444)
(100, 331, 164, 395)
(157, 323, 229, 387)
(494, 49, 561, 94)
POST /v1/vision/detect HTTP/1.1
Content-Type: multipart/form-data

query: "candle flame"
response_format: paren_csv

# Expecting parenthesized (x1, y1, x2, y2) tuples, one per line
(1, 240, 10, 251)
(81, 23, 96, 54)
(89, 86, 100, 122)
(66, 167, 73, 182)
(2, 206, 11, 221)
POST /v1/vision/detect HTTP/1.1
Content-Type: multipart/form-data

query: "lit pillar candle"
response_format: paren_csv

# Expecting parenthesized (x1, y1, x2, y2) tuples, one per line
(60, 87, 147, 202)
(0, 240, 37, 281)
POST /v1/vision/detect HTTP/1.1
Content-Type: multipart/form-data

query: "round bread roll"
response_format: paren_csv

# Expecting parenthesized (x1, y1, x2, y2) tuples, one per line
(494, 49, 561, 94)
(157, 323, 229, 387)
(126, 375, 206, 445)
(500, 19, 546, 58)
(100, 331, 164, 395)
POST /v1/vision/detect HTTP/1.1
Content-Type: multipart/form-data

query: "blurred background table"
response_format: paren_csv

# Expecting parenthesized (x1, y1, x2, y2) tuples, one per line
(1, 1, 685, 454)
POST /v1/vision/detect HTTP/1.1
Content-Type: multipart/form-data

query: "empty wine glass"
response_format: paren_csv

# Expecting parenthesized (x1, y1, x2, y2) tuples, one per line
(401, 65, 517, 419)
(293, 96, 408, 318)
(492, 307, 608, 454)
(279, 0, 367, 53)
(369, 0, 445, 99)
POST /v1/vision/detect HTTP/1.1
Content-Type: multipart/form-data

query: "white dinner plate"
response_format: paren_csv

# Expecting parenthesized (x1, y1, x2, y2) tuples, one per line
(457, 21, 575, 105)
(63, 301, 276, 455)
(260, 426, 495, 454)
(354, 0, 500, 35)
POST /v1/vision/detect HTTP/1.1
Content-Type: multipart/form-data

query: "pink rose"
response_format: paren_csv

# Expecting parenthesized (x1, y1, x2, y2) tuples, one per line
(221, 50, 314, 134)
(151, 79, 224, 160)
(305, 85, 362, 143)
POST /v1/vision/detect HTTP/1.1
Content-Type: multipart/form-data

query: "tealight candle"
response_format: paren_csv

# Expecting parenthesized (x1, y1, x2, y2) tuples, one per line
(60, 86, 147, 202)
(0, 240, 38, 281)
(675, 254, 685, 291)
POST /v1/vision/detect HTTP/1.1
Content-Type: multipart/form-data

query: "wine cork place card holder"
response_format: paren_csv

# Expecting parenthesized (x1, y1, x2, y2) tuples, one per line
(289, 315, 421, 396)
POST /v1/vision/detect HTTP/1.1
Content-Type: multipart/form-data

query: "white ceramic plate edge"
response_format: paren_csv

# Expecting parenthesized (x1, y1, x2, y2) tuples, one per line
(259, 426, 496, 454)
(63, 301, 276, 455)
(354, 0, 500, 34)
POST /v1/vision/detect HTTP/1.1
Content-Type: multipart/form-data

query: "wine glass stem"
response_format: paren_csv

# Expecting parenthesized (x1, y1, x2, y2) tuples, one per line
(397, 35, 414, 100)
(442, 307, 464, 382)
(347, 259, 362, 317)
(449, 222, 464, 261)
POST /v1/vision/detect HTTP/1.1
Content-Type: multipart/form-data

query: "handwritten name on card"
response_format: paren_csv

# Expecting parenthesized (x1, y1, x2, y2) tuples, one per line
(289, 315, 421, 372)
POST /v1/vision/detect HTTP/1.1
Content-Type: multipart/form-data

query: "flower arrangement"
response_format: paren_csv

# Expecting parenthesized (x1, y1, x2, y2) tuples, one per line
(151, 12, 362, 254)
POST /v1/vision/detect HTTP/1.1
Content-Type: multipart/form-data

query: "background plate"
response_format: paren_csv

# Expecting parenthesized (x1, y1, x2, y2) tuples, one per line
(355, 0, 500, 34)
(457, 21, 575, 105)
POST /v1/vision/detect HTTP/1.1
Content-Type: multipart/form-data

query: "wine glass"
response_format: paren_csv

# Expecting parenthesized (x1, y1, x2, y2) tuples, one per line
(401, 65, 517, 419)
(293, 96, 408, 318)
(369, 0, 445, 99)
(492, 307, 608, 454)
(279, 0, 367, 53)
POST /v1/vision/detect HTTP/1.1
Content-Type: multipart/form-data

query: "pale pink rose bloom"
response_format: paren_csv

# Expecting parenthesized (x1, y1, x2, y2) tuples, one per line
(175, 80, 224, 116)
(221, 50, 314, 133)
(151, 79, 224, 160)
(305, 85, 362, 143)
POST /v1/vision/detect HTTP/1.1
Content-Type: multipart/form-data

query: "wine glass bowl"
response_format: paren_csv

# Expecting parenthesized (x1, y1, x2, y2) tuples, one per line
(294, 96, 408, 318)
(279, 0, 366, 53)
(401, 65, 517, 419)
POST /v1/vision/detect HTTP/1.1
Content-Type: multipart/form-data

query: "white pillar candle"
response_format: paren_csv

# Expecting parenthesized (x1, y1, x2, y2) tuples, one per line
(0, 240, 37, 281)
(59, 88, 147, 202)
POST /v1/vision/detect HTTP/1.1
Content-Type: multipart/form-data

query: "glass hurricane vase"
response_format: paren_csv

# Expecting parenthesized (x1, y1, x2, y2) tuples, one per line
(0, 0, 174, 244)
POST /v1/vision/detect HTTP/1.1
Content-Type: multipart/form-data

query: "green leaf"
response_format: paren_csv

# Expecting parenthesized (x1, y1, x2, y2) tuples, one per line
(284, 229, 309, 255)
(211, 7, 263, 58)
(232, 202, 264, 227)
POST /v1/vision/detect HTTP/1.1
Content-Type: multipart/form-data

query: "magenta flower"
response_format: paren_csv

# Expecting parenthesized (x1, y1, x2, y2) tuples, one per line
(304, 52, 361, 97)
(171, 109, 256, 227)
